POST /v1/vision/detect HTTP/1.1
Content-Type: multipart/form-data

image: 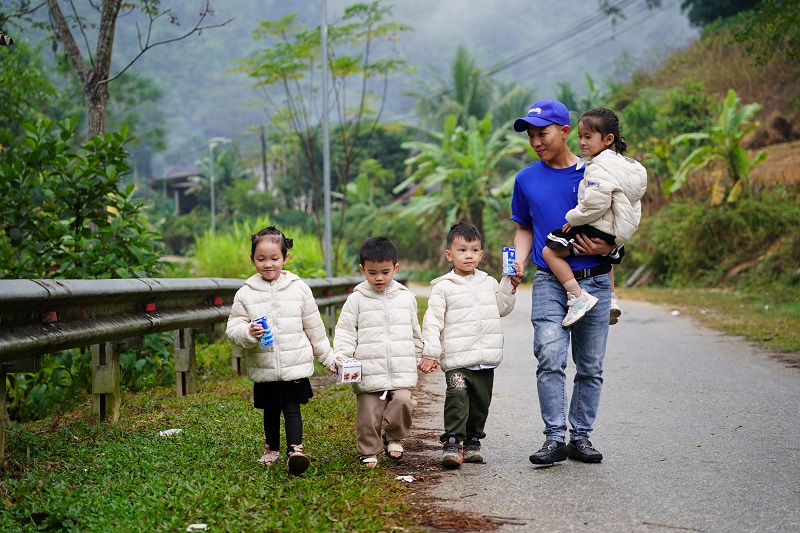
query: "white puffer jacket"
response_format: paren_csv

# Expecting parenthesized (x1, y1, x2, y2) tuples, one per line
(226, 271, 334, 383)
(333, 280, 423, 394)
(566, 150, 648, 247)
(422, 269, 515, 372)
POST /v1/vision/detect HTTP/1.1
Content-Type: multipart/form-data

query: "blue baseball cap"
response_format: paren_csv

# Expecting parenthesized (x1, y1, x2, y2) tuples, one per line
(513, 100, 571, 131)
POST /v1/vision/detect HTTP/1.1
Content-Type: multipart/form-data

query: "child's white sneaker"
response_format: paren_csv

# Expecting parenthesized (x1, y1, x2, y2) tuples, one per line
(609, 296, 622, 325)
(562, 292, 599, 327)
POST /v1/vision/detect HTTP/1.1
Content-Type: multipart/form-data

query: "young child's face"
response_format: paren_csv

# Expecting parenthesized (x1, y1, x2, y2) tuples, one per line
(251, 239, 288, 282)
(577, 121, 614, 158)
(359, 259, 399, 292)
(446, 236, 483, 276)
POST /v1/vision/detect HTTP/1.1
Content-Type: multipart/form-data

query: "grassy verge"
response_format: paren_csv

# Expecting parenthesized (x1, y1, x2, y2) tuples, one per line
(0, 370, 414, 532)
(619, 286, 800, 355)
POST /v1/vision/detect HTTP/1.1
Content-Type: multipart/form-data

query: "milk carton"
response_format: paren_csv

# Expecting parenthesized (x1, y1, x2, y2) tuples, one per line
(252, 316, 274, 348)
(502, 246, 516, 276)
(334, 357, 362, 383)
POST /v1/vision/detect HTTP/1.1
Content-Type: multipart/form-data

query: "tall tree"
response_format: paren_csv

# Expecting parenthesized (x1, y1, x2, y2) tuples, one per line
(734, 0, 800, 65)
(237, 1, 412, 273)
(2, 1, 231, 138)
(634, 0, 761, 27)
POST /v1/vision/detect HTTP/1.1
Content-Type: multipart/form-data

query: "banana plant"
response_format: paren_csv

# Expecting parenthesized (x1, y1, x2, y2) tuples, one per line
(394, 112, 525, 237)
(667, 89, 767, 205)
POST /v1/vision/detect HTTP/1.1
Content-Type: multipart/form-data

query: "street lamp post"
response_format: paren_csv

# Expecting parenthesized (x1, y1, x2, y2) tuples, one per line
(208, 137, 232, 237)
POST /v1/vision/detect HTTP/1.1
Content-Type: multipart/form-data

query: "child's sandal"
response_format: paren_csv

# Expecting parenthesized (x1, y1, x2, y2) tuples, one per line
(382, 433, 404, 461)
(359, 455, 378, 468)
(257, 443, 280, 465)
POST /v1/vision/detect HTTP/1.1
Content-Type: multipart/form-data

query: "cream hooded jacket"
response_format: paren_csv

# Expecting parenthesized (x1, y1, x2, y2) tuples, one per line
(333, 280, 423, 394)
(566, 149, 648, 247)
(422, 269, 515, 372)
(226, 271, 334, 383)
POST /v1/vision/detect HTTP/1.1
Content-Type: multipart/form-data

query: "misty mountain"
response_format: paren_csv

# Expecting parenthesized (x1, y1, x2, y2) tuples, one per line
(14, 0, 698, 175)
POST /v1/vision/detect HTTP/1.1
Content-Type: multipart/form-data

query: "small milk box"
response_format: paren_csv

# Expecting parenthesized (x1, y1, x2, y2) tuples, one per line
(335, 357, 362, 383)
(502, 246, 516, 276)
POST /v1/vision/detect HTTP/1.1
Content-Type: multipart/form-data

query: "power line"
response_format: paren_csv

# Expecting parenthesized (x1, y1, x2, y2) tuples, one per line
(382, 0, 678, 124)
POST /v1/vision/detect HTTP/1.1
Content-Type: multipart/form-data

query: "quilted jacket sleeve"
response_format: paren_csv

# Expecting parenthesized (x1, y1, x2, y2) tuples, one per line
(300, 283, 335, 368)
(421, 285, 446, 361)
(410, 297, 425, 361)
(565, 171, 616, 227)
(496, 276, 516, 318)
(333, 293, 359, 361)
(226, 290, 259, 349)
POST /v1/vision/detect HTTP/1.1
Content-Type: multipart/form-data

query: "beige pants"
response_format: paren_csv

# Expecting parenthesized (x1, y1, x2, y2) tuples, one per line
(356, 389, 417, 456)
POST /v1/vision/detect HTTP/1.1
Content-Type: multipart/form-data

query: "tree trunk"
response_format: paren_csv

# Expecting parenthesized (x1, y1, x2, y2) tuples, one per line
(45, 0, 121, 139)
(86, 82, 109, 137)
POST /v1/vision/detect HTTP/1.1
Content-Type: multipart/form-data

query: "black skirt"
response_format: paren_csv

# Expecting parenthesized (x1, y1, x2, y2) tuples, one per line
(253, 379, 314, 409)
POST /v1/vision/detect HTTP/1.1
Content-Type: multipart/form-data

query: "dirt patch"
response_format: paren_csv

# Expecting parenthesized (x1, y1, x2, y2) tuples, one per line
(381, 373, 514, 532)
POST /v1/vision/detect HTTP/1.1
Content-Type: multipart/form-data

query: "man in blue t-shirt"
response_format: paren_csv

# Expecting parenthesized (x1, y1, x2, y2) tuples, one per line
(510, 99, 620, 465)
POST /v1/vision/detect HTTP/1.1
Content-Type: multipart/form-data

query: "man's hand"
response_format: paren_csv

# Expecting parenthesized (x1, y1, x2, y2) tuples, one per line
(572, 233, 613, 256)
(509, 262, 523, 294)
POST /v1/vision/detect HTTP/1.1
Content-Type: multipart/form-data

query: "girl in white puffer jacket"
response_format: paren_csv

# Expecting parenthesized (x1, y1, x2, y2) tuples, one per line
(542, 107, 648, 327)
(226, 226, 335, 476)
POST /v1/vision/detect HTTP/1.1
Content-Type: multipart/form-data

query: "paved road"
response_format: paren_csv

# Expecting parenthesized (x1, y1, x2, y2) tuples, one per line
(409, 284, 800, 533)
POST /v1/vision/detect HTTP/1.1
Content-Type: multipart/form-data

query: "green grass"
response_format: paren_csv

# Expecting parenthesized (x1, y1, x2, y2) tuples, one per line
(620, 286, 800, 355)
(1, 373, 414, 532)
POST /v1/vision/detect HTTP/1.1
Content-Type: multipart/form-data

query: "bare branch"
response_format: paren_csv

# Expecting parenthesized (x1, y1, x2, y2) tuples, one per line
(102, 6, 233, 85)
(43, 0, 89, 85)
(67, 0, 95, 70)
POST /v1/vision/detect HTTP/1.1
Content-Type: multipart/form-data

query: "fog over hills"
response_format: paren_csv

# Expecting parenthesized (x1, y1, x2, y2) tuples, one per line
(17, 0, 698, 173)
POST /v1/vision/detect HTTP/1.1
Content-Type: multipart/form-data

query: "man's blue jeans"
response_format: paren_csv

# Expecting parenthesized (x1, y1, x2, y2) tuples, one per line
(531, 269, 611, 442)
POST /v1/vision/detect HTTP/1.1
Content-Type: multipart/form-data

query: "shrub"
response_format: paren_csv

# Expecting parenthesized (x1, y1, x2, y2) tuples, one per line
(636, 188, 800, 292)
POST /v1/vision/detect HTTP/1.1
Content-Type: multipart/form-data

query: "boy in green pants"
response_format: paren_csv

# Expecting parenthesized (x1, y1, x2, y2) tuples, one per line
(418, 223, 516, 468)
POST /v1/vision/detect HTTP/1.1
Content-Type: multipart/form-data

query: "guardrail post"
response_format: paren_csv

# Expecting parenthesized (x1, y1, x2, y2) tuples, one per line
(231, 344, 243, 377)
(325, 305, 336, 339)
(174, 328, 197, 396)
(92, 342, 121, 423)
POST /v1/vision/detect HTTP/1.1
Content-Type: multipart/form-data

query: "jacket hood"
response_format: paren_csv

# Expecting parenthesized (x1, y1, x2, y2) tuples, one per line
(243, 270, 301, 292)
(430, 268, 488, 287)
(353, 279, 411, 299)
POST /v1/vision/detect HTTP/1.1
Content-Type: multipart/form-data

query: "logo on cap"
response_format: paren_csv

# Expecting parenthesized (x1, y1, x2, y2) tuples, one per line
(529, 107, 542, 115)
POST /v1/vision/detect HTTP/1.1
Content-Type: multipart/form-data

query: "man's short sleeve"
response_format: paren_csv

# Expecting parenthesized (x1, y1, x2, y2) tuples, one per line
(510, 177, 532, 228)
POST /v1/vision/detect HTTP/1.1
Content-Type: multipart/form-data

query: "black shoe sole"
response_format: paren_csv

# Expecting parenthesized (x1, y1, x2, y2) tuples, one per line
(566, 445, 603, 463)
(287, 454, 310, 475)
(529, 450, 568, 464)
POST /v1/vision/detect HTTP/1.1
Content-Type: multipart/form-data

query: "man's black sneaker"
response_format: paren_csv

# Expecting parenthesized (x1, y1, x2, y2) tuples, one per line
(529, 439, 567, 464)
(567, 439, 603, 463)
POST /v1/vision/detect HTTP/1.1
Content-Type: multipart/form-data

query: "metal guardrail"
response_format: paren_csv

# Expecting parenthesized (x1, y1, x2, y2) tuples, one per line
(0, 276, 365, 363)
(0, 275, 381, 457)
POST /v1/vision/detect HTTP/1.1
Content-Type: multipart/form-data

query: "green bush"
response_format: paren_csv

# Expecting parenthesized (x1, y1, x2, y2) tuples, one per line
(6, 334, 234, 423)
(636, 188, 800, 293)
(191, 214, 344, 279)
(0, 117, 166, 279)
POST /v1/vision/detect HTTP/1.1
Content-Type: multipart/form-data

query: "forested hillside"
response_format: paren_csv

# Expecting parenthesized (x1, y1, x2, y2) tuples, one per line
(6, 0, 697, 175)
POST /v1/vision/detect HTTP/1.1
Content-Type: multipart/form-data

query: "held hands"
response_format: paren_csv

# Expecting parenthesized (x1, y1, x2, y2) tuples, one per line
(418, 357, 438, 374)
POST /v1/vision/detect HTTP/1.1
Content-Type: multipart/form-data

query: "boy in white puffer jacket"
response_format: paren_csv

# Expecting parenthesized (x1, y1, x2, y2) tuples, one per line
(333, 237, 425, 468)
(418, 223, 516, 469)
